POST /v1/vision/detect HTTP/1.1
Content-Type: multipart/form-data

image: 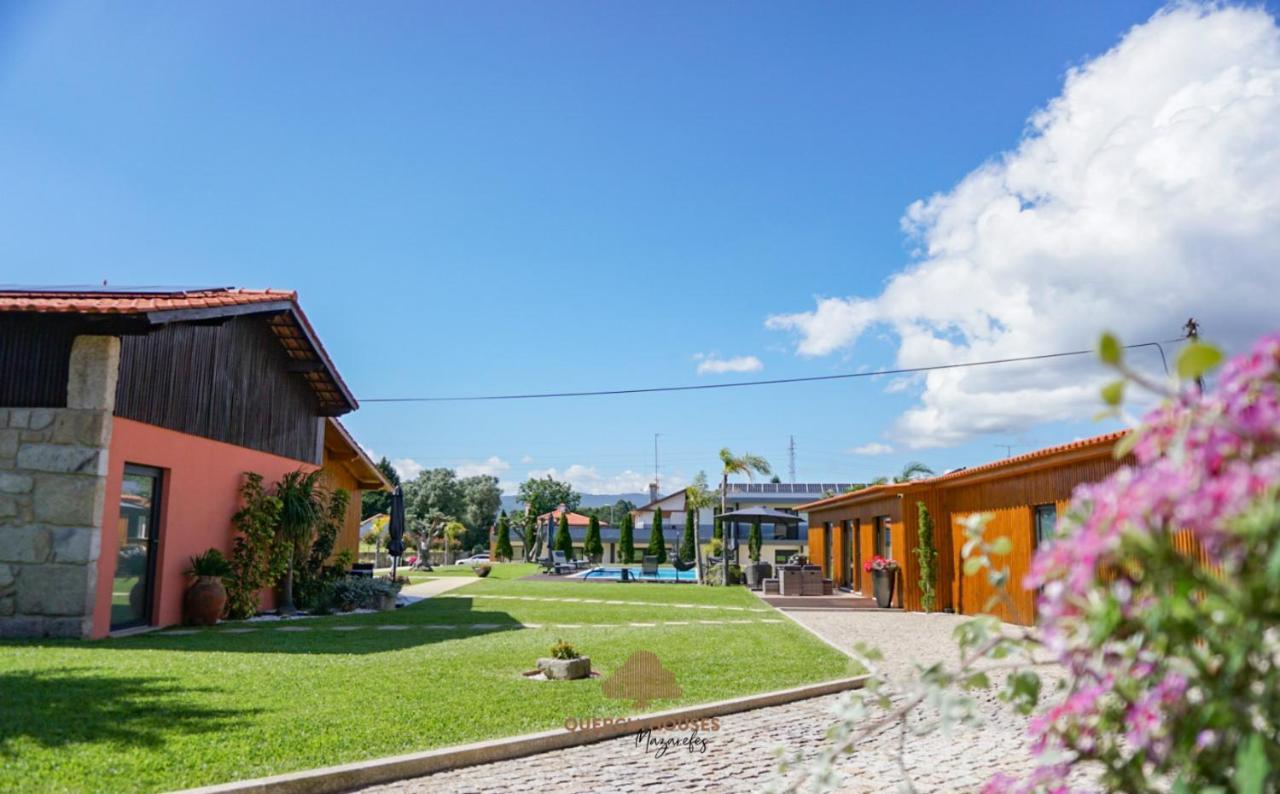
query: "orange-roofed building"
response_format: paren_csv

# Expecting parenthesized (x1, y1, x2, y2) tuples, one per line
(0, 286, 382, 639)
(799, 432, 1132, 625)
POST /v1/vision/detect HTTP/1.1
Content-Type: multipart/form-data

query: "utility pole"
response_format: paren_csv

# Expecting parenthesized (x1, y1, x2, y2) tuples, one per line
(788, 436, 796, 484)
(995, 444, 1014, 458)
(1184, 317, 1204, 392)
(653, 433, 661, 493)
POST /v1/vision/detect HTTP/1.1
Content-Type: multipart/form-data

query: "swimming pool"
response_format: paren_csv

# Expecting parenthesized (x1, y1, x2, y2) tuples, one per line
(578, 566, 698, 583)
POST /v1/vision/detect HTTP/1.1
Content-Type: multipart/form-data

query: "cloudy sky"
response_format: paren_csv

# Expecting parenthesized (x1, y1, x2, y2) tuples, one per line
(3, 2, 1277, 494)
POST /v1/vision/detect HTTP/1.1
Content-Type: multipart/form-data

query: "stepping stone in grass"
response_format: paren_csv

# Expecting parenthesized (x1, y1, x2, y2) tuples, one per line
(277, 626, 311, 632)
(422, 624, 456, 630)
(629, 623, 656, 627)
(729, 619, 753, 624)
(554, 624, 583, 628)
(161, 630, 198, 636)
(663, 621, 689, 626)
(220, 628, 256, 634)
(331, 626, 363, 631)
(377, 625, 409, 631)
(468, 623, 500, 630)
(760, 619, 784, 623)
(698, 620, 724, 625)
(522, 623, 542, 628)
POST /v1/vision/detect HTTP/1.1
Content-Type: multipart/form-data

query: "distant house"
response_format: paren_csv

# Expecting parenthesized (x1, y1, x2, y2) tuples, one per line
(633, 482, 863, 566)
(0, 287, 382, 638)
(799, 433, 1133, 623)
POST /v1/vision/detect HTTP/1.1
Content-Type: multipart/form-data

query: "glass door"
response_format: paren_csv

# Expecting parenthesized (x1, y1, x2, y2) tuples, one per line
(840, 520, 852, 587)
(111, 465, 162, 631)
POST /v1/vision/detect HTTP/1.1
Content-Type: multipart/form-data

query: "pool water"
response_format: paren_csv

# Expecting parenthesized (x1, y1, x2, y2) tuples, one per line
(579, 566, 698, 583)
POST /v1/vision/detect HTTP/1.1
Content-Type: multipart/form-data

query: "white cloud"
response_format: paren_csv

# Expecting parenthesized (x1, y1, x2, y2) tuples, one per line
(849, 442, 895, 456)
(390, 457, 424, 481)
(524, 465, 688, 495)
(454, 456, 511, 479)
(768, 5, 1280, 448)
(693, 353, 764, 375)
(520, 454, 534, 464)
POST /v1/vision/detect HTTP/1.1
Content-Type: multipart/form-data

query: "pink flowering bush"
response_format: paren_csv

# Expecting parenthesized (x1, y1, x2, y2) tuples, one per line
(993, 333, 1280, 792)
(784, 333, 1280, 793)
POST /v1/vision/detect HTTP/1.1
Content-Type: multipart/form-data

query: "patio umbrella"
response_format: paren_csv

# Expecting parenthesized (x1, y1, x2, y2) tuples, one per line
(387, 486, 406, 579)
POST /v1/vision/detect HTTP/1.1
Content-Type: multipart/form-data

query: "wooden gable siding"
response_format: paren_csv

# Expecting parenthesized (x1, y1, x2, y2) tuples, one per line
(116, 316, 322, 464)
(0, 316, 80, 407)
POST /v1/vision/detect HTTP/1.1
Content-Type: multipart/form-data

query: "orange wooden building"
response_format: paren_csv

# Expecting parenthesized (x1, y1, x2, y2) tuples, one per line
(800, 432, 1128, 624)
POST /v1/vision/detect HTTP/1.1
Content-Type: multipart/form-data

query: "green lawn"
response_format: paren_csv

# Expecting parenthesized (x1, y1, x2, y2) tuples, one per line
(0, 565, 856, 792)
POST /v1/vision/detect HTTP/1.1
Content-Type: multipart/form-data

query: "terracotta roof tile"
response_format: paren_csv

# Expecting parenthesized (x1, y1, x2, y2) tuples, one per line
(0, 288, 295, 315)
(796, 431, 1128, 512)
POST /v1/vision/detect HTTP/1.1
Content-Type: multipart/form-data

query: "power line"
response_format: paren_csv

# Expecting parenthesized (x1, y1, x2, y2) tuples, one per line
(360, 340, 1176, 404)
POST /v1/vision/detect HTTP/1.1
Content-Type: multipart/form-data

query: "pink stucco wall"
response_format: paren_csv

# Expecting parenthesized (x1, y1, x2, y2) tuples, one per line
(92, 417, 316, 638)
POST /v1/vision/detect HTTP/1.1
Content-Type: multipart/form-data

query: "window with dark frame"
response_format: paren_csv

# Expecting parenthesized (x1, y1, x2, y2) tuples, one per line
(1034, 503, 1058, 546)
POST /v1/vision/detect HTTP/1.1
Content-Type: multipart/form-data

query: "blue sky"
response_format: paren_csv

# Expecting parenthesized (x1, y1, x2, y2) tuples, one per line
(7, 1, 1276, 494)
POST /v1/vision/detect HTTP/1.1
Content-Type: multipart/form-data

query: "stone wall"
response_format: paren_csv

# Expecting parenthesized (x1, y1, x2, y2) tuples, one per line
(0, 336, 118, 638)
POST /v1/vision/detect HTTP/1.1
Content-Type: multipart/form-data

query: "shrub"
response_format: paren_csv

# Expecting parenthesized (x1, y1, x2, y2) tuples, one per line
(323, 577, 400, 612)
(226, 473, 284, 619)
(704, 562, 742, 586)
(680, 509, 697, 562)
(646, 509, 667, 563)
(495, 511, 513, 561)
(583, 515, 603, 561)
(473, 563, 492, 578)
(747, 521, 762, 563)
(619, 513, 635, 563)
(550, 639, 580, 660)
(554, 512, 574, 560)
(185, 548, 232, 579)
(914, 502, 938, 612)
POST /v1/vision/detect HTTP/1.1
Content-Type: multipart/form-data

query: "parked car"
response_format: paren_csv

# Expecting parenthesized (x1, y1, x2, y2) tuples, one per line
(455, 553, 491, 566)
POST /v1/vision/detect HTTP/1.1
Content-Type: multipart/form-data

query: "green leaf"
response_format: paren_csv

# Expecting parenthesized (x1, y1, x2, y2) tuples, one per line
(1177, 341, 1224, 382)
(963, 556, 987, 576)
(1098, 332, 1123, 365)
(989, 536, 1013, 556)
(1113, 430, 1141, 460)
(962, 672, 990, 690)
(1234, 733, 1268, 794)
(1100, 379, 1125, 407)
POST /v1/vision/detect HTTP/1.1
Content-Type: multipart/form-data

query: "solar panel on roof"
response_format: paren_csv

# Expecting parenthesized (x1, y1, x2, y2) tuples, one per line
(0, 284, 231, 294)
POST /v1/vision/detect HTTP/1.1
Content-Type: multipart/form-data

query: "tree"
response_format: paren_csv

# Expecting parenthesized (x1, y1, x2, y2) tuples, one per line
(227, 473, 283, 620)
(618, 512, 635, 564)
(718, 448, 771, 583)
(914, 501, 937, 612)
(495, 510, 513, 561)
(360, 457, 401, 519)
(441, 520, 466, 564)
(646, 508, 667, 564)
(574, 499, 635, 525)
(554, 511, 574, 559)
(460, 474, 502, 548)
(747, 520, 762, 563)
(517, 475, 581, 518)
(769, 474, 782, 484)
(274, 469, 325, 616)
(894, 462, 935, 483)
(523, 509, 540, 562)
(680, 507, 696, 563)
(583, 514, 603, 562)
(684, 472, 716, 578)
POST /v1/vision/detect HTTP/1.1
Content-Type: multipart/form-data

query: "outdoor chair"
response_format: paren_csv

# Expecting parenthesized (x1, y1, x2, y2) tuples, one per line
(350, 562, 375, 579)
(550, 551, 577, 575)
(641, 556, 659, 577)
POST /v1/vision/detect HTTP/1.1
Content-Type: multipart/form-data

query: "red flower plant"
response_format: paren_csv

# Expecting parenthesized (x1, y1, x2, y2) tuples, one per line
(863, 555, 899, 573)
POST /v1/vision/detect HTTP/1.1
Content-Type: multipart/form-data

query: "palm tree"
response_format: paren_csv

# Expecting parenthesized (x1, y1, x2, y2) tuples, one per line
(684, 471, 716, 581)
(893, 461, 935, 483)
(275, 469, 324, 617)
(718, 448, 771, 584)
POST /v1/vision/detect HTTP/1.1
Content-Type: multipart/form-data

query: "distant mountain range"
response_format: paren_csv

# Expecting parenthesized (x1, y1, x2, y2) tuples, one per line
(499, 492, 650, 514)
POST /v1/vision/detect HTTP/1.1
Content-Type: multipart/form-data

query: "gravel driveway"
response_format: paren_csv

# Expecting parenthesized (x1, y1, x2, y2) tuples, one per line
(360, 609, 1052, 793)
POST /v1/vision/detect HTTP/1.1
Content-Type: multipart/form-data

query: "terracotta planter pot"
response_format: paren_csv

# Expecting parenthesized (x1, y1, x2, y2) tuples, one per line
(872, 569, 896, 608)
(184, 576, 227, 625)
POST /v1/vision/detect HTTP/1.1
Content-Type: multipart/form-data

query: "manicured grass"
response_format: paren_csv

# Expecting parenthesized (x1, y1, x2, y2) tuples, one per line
(0, 574, 856, 792)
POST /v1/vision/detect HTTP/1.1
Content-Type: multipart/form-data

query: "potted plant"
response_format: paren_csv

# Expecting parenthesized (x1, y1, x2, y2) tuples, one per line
(184, 548, 232, 625)
(536, 639, 591, 680)
(863, 555, 899, 608)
